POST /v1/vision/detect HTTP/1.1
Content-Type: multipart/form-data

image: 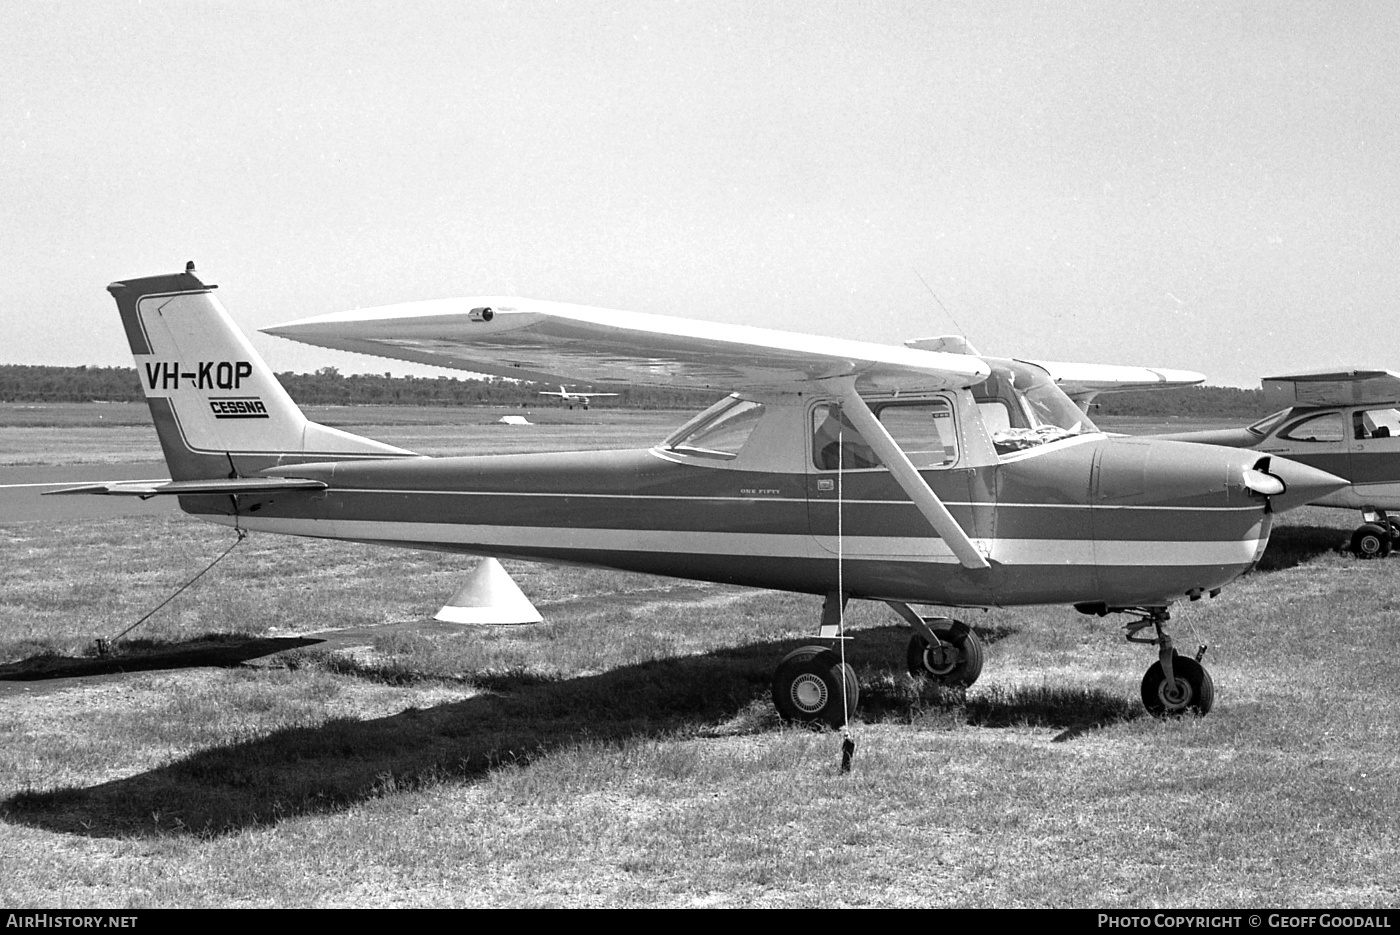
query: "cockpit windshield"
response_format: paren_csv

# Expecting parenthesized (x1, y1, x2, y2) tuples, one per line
(974, 359, 1099, 455)
(662, 395, 765, 460)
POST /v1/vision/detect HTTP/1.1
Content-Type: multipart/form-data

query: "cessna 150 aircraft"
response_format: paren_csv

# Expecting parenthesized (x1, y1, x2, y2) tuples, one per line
(1156, 369, 1400, 559)
(537, 385, 619, 409)
(58, 266, 1345, 727)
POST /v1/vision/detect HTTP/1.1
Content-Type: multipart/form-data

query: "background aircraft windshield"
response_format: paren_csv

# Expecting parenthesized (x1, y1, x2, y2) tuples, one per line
(974, 360, 1099, 455)
(1247, 409, 1291, 437)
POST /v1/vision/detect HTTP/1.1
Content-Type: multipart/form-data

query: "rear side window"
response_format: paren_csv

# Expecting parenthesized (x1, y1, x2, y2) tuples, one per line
(1355, 408, 1400, 439)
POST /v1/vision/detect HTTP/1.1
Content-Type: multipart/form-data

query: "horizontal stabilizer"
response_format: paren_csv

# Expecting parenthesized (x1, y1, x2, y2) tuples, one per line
(45, 477, 328, 498)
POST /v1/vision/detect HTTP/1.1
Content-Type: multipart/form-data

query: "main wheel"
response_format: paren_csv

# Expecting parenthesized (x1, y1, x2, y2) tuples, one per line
(1141, 653, 1214, 716)
(1350, 524, 1392, 559)
(772, 646, 858, 728)
(906, 620, 984, 686)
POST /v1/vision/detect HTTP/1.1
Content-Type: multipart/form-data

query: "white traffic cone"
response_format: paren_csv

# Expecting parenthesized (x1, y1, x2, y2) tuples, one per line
(434, 558, 544, 625)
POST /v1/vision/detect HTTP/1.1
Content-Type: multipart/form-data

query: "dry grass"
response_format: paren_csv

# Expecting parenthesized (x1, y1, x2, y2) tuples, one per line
(0, 410, 1397, 907)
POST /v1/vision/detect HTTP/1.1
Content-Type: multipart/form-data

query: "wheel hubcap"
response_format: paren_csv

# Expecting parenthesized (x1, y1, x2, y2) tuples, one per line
(791, 674, 828, 713)
(1158, 678, 1191, 709)
(922, 644, 958, 676)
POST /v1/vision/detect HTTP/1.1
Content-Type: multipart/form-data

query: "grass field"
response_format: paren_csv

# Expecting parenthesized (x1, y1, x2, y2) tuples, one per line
(1, 406, 1397, 907)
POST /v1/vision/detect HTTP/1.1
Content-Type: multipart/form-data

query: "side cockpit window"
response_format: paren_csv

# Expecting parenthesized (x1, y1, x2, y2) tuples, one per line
(876, 399, 959, 468)
(811, 398, 958, 471)
(1279, 412, 1344, 443)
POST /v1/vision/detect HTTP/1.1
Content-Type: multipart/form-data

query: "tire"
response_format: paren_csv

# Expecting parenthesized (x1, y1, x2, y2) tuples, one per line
(1351, 524, 1392, 559)
(906, 620, 984, 686)
(772, 646, 858, 728)
(1140, 652, 1214, 716)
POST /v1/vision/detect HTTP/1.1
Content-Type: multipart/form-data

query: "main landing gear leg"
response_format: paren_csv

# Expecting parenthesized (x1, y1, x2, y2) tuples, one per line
(886, 601, 984, 687)
(1125, 607, 1214, 716)
(770, 592, 858, 728)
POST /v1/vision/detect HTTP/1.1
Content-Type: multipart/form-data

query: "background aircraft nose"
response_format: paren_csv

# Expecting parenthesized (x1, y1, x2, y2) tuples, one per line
(1254, 455, 1348, 513)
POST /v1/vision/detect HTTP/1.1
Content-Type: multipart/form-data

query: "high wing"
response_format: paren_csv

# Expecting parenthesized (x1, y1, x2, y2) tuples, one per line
(902, 334, 1203, 409)
(1029, 360, 1205, 410)
(268, 297, 995, 569)
(1261, 369, 1400, 408)
(265, 298, 991, 396)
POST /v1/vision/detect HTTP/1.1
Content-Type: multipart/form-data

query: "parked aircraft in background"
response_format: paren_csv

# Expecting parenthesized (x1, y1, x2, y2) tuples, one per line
(537, 384, 618, 409)
(1156, 369, 1400, 558)
(56, 266, 1344, 726)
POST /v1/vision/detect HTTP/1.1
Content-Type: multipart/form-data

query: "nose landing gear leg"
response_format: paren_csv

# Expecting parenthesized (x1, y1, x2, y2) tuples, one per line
(1125, 607, 1214, 717)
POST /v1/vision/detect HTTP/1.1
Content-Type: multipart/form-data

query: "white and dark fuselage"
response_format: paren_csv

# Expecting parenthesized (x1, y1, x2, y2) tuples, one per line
(98, 269, 1340, 616)
(192, 401, 1280, 611)
(69, 267, 1355, 723)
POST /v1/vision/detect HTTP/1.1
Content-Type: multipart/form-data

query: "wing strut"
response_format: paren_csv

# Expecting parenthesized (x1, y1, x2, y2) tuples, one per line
(837, 389, 990, 571)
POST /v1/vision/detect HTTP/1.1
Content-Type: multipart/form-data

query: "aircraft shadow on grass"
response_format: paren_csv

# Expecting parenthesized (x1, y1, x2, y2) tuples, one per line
(0, 635, 323, 682)
(0, 623, 1141, 840)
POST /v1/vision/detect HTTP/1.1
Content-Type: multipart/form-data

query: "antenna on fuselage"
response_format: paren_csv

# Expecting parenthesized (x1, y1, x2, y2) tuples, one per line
(913, 268, 968, 343)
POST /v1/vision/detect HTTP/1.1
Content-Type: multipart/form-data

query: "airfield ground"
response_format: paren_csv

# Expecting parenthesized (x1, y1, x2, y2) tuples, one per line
(0, 404, 1396, 907)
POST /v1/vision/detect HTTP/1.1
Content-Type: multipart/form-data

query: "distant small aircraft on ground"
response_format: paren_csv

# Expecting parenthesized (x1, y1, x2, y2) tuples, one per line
(537, 385, 618, 409)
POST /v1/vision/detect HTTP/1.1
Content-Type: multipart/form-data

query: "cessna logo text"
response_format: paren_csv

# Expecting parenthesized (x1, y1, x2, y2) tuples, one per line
(209, 397, 269, 419)
(144, 360, 253, 391)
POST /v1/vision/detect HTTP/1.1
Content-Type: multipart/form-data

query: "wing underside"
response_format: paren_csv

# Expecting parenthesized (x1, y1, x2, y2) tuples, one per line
(265, 298, 992, 395)
(1030, 360, 1205, 396)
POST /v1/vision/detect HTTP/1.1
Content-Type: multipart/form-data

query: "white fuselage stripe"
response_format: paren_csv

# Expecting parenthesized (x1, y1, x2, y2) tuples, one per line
(220, 515, 1262, 566)
(312, 487, 1261, 513)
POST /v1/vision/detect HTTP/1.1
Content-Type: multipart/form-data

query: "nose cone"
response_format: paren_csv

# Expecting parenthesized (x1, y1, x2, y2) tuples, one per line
(1093, 439, 1345, 513)
(1256, 455, 1348, 513)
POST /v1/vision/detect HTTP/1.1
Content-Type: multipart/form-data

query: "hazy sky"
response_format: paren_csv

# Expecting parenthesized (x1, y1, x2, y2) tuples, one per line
(4, 1, 1397, 386)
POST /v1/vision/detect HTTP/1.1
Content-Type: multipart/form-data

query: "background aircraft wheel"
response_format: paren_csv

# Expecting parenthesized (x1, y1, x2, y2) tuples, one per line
(1350, 524, 1392, 559)
(772, 646, 858, 728)
(1140, 652, 1214, 717)
(906, 621, 984, 686)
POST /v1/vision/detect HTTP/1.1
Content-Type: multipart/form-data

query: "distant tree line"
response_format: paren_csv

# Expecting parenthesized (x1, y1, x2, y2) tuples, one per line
(0, 364, 1274, 418)
(1091, 385, 1270, 418)
(0, 365, 720, 410)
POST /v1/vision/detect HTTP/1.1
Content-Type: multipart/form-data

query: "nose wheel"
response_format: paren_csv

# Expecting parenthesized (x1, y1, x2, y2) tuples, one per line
(1141, 651, 1214, 716)
(1121, 606, 1214, 717)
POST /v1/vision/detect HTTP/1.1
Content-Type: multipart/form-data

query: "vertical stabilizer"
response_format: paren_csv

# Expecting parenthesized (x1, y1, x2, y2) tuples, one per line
(109, 265, 414, 480)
